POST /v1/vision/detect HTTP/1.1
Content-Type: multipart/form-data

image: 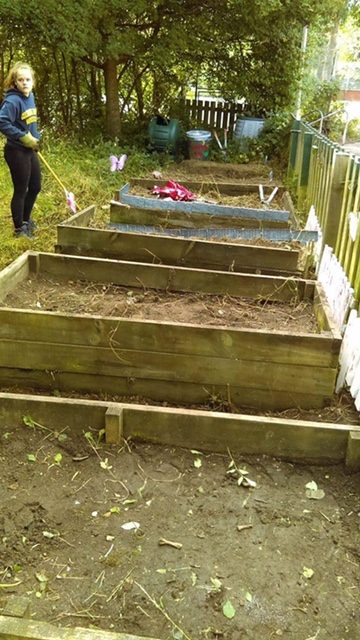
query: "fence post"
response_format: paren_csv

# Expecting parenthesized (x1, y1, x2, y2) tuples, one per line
(322, 151, 350, 250)
(297, 131, 313, 209)
(288, 119, 301, 172)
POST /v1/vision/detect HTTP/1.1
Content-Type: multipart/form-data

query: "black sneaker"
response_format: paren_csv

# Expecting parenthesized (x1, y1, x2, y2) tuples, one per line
(27, 219, 37, 231)
(14, 223, 34, 239)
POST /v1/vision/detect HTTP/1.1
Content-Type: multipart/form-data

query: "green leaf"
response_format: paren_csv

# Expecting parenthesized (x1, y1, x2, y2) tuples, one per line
(194, 458, 202, 468)
(245, 591, 253, 603)
(23, 415, 35, 428)
(27, 454, 36, 462)
(54, 453, 62, 464)
(223, 600, 236, 619)
(302, 567, 314, 579)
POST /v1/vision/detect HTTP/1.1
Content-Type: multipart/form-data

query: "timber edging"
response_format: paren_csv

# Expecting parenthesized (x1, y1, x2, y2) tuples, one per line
(0, 392, 359, 471)
(0, 596, 158, 640)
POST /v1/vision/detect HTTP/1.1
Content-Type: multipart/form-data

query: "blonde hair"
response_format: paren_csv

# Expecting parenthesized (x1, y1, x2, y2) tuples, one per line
(4, 62, 35, 91)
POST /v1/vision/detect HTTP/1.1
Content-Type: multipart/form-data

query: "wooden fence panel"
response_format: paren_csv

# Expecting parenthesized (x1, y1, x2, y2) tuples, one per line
(288, 120, 360, 307)
(184, 99, 246, 132)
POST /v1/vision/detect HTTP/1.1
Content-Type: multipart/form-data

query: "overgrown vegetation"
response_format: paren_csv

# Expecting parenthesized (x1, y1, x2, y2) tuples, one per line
(0, 137, 169, 271)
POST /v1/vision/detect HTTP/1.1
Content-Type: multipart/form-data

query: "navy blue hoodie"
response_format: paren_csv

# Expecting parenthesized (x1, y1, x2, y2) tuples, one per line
(0, 88, 40, 146)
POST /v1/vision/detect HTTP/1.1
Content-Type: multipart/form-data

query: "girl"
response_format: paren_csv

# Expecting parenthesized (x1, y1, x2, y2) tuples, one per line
(0, 61, 41, 238)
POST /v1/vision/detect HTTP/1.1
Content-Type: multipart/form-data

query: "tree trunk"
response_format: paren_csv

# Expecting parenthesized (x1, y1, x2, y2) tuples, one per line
(103, 57, 121, 139)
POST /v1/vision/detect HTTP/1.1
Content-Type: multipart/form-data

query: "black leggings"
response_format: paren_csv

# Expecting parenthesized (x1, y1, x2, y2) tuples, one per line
(4, 142, 41, 230)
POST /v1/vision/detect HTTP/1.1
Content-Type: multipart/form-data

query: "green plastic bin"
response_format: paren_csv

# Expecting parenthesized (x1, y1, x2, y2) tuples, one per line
(148, 117, 180, 154)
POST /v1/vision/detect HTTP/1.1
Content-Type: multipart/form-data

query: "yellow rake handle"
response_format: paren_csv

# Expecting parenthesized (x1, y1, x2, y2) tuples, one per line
(38, 152, 68, 194)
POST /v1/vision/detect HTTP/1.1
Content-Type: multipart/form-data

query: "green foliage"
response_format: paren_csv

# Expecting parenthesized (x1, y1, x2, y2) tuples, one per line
(302, 78, 342, 121)
(0, 137, 178, 272)
(257, 113, 293, 164)
(0, 0, 347, 140)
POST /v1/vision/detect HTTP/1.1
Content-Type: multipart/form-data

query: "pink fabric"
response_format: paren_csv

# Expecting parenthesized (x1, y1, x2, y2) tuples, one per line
(150, 180, 196, 201)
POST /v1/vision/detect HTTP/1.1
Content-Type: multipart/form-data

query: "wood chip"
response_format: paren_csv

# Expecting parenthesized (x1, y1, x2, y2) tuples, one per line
(237, 524, 253, 532)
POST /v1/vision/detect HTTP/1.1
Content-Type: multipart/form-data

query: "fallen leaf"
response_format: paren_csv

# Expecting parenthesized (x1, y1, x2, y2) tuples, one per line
(223, 600, 236, 619)
(303, 567, 314, 579)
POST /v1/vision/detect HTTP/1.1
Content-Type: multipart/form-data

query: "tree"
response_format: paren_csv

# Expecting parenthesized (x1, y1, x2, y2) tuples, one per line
(0, 0, 350, 139)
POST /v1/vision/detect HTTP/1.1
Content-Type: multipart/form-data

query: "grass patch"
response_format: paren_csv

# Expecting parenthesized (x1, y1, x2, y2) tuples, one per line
(0, 138, 172, 271)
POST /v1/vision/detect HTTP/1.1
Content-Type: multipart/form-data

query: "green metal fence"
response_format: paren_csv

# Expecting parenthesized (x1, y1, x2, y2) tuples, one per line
(288, 119, 360, 304)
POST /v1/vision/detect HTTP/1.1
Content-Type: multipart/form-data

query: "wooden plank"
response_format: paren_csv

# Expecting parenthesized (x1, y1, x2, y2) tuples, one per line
(57, 204, 96, 228)
(35, 252, 310, 302)
(0, 251, 31, 301)
(0, 392, 111, 435)
(313, 282, 343, 338)
(56, 227, 301, 274)
(0, 615, 158, 640)
(123, 405, 355, 463)
(1, 393, 359, 465)
(0, 309, 339, 366)
(118, 184, 291, 221)
(0, 339, 338, 395)
(129, 178, 285, 197)
(0, 368, 334, 410)
(110, 200, 289, 230)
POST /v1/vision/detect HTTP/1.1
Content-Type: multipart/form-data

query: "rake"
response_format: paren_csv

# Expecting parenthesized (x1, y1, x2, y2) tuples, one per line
(38, 152, 77, 213)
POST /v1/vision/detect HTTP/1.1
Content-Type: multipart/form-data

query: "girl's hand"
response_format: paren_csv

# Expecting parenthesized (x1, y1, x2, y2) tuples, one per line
(19, 132, 39, 150)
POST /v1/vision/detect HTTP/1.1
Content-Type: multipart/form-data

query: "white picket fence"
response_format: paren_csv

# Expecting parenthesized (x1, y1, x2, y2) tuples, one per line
(336, 309, 360, 410)
(317, 244, 354, 333)
(306, 206, 354, 332)
(305, 206, 359, 409)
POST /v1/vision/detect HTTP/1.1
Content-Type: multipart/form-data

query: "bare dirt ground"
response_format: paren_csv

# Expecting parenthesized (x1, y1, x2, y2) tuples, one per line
(0, 421, 359, 640)
(3, 274, 318, 335)
(1, 161, 359, 640)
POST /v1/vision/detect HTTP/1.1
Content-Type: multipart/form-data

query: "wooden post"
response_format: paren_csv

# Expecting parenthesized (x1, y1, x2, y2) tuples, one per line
(322, 152, 350, 249)
(288, 119, 301, 172)
(105, 405, 124, 444)
(335, 156, 358, 260)
(297, 132, 313, 209)
(1, 596, 31, 619)
(346, 431, 360, 472)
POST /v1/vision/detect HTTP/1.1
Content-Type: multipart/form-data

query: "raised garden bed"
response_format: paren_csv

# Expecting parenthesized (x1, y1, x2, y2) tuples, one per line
(0, 392, 359, 468)
(114, 183, 291, 230)
(0, 250, 341, 411)
(126, 177, 292, 208)
(56, 205, 304, 276)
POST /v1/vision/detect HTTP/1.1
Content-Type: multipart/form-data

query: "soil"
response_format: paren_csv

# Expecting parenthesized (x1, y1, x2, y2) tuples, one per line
(154, 160, 280, 184)
(1, 422, 359, 640)
(129, 186, 285, 212)
(1, 161, 359, 640)
(3, 275, 318, 334)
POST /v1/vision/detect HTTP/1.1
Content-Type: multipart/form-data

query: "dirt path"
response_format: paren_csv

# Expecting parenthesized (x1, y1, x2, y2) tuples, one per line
(1, 420, 359, 640)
